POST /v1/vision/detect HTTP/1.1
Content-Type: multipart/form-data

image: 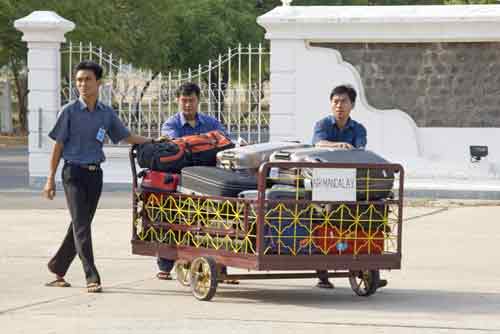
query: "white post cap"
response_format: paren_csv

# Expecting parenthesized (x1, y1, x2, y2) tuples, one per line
(14, 11, 75, 43)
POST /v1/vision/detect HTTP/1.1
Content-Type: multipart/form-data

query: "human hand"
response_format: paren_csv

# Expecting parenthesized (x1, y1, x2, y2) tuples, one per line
(335, 142, 353, 150)
(152, 136, 170, 143)
(237, 137, 248, 147)
(43, 178, 56, 200)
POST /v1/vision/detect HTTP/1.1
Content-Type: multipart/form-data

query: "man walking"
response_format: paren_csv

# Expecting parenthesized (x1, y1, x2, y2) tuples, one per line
(43, 61, 152, 293)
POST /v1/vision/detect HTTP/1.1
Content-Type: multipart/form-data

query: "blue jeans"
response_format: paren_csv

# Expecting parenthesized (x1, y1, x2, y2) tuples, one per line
(157, 257, 227, 274)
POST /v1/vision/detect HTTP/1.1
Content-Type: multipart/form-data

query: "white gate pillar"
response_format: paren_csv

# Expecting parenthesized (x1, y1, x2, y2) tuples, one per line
(14, 11, 74, 185)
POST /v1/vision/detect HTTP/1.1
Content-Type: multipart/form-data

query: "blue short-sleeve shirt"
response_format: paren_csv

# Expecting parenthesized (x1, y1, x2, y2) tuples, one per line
(49, 99, 130, 164)
(312, 116, 367, 148)
(161, 112, 227, 138)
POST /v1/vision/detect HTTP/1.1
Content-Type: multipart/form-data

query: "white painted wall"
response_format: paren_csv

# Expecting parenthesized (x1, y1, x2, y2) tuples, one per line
(258, 4, 500, 181)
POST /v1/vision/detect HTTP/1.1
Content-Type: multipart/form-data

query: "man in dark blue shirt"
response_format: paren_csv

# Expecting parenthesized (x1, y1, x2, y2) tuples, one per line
(312, 85, 387, 290)
(312, 85, 366, 149)
(43, 61, 152, 293)
(161, 84, 227, 138)
(157, 82, 236, 283)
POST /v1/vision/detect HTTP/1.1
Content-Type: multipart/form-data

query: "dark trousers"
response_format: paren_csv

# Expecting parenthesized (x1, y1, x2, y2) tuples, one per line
(48, 164, 103, 285)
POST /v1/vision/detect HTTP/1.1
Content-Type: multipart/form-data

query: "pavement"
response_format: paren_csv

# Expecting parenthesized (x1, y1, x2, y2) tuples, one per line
(1, 145, 500, 333)
(1, 204, 500, 333)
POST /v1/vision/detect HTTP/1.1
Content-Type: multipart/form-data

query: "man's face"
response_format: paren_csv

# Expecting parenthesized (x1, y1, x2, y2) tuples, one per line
(330, 93, 353, 123)
(178, 94, 199, 120)
(76, 69, 100, 100)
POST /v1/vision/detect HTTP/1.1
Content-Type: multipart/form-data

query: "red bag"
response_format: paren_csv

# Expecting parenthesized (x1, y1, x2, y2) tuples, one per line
(312, 225, 385, 255)
(140, 170, 179, 192)
(171, 130, 234, 166)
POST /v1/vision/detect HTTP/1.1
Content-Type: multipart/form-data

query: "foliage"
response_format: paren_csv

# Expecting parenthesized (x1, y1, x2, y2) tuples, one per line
(0, 0, 497, 132)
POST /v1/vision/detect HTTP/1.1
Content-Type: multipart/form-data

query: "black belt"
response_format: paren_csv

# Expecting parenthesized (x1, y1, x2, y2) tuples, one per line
(65, 162, 101, 171)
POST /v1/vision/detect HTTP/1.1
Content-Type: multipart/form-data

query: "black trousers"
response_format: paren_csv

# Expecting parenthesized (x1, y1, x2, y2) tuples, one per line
(48, 164, 103, 285)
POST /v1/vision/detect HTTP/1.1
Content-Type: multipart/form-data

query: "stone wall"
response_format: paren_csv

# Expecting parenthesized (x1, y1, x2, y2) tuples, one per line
(311, 42, 500, 127)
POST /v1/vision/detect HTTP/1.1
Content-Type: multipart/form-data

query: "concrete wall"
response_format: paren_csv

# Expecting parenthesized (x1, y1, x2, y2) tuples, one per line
(258, 5, 500, 180)
(314, 42, 500, 127)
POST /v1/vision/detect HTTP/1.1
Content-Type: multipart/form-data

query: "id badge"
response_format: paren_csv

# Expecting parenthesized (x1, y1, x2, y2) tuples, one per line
(96, 127, 106, 143)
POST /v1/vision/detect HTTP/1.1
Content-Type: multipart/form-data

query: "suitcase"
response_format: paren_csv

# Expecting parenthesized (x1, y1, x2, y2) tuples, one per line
(311, 203, 389, 255)
(217, 141, 310, 175)
(179, 166, 257, 197)
(239, 187, 314, 255)
(139, 170, 180, 193)
(270, 147, 395, 201)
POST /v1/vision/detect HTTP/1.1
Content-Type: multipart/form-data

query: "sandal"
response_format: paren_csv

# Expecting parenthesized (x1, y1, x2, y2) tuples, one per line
(87, 283, 102, 293)
(45, 278, 71, 288)
(316, 280, 335, 289)
(156, 271, 172, 280)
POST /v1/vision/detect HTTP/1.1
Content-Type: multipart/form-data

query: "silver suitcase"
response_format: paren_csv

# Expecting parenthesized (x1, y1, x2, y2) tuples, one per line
(216, 141, 310, 175)
(269, 147, 395, 201)
(269, 146, 344, 163)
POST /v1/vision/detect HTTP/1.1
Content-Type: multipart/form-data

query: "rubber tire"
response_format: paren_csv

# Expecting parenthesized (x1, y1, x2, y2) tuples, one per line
(349, 270, 380, 297)
(174, 260, 191, 287)
(189, 256, 218, 301)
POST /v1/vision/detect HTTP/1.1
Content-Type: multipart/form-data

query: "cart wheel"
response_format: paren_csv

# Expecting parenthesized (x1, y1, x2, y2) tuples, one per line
(174, 260, 191, 287)
(349, 270, 380, 297)
(189, 256, 218, 301)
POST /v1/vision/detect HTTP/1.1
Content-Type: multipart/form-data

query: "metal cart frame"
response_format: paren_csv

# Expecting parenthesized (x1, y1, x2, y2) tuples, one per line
(129, 147, 404, 300)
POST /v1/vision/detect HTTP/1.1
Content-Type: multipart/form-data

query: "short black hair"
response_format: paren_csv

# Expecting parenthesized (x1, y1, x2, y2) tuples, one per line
(176, 82, 201, 98)
(330, 85, 357, 104)
(75, 61, 103, 80)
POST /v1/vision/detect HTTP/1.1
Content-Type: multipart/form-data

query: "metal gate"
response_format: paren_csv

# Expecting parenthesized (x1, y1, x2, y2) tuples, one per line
(61, 41, 270, 144)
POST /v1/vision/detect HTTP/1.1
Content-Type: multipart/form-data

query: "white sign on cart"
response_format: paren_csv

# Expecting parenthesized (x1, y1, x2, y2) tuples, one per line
(312, 168, 356, 202)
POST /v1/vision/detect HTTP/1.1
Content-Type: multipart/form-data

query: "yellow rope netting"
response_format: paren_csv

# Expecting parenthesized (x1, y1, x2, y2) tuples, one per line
(136, 191, 398, 256)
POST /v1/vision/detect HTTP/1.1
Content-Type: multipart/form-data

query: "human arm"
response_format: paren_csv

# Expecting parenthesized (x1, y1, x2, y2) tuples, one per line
(315, 140, 353, 149)
(352, 124, 367, 149)
(42, 142, 63, 200)
(312, 118, 353, 149)
(124, 135, 153, 145)
(160, 118, 181, 138)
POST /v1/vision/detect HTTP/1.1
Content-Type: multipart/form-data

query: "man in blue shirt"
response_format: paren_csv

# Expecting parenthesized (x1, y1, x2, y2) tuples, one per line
(312, 85, 366, 149)
(157, 82, 236, 283)
(43, 61, 153, 293)
(312, 84, 387, 290)
(161, 83, 227, 138)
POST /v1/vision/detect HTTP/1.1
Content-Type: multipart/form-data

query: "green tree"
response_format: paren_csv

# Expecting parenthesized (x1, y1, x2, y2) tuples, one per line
(1, 0, 497, 132)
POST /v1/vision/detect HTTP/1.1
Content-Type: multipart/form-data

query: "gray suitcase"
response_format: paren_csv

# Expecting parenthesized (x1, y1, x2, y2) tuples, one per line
(216, 141, 310, 175)
(269, 147, 395, 201)
(269, 147, 343, 187)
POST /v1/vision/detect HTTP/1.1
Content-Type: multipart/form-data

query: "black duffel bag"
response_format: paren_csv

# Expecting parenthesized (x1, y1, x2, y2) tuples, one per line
(136, 141, 188, 173)
(136, 131, 234, 173)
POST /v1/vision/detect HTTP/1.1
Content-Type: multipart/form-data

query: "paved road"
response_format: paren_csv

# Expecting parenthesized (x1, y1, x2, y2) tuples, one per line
(0, 147, 28, 189)
(1, 147, 500, 333)
(0, 147, 130, 209)
(1, 205, 500, 333)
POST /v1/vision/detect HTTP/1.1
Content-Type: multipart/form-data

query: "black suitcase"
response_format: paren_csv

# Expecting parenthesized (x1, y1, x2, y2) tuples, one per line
(180, 166, 257, 197)
(271, 148, 395, 201)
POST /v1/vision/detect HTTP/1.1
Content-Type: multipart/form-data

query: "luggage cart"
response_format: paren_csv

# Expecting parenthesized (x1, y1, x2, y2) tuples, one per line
(129, 146, 404, 301)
